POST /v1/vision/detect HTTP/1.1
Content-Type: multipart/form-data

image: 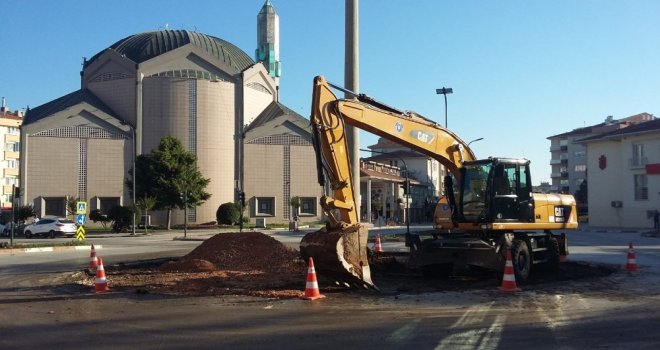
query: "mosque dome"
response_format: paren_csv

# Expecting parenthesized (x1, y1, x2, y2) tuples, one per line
(84, 29, 255, 72)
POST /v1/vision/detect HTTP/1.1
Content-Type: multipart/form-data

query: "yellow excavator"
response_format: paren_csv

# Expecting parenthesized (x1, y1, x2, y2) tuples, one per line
(300, 76, 578, 288)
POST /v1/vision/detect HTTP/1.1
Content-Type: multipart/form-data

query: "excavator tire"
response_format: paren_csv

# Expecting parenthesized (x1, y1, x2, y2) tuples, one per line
(511, 239, 531, 282)
(299, 225, 375, 289)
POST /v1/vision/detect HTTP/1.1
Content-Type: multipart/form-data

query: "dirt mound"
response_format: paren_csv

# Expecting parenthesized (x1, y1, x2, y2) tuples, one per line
(100, 232, 309, 299)
(160, 232, 302, 273)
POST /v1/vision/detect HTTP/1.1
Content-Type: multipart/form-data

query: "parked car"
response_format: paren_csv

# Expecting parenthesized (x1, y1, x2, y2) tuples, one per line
(24, 218, 77, 238)
(1, 222, 25, 237)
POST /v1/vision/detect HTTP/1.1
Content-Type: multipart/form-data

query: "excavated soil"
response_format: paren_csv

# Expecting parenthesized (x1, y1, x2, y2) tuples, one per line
(75, 231, 617, 299)
(100, 232, 309, 299)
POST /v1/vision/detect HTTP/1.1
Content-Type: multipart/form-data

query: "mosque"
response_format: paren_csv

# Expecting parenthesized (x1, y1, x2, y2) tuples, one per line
(20, 1, 323, 226)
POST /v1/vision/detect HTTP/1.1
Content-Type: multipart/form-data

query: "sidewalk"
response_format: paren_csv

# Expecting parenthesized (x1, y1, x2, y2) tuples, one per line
(576, 223, 659, 236)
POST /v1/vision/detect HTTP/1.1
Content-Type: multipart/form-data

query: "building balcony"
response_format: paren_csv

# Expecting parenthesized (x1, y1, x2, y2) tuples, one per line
(550, 172, 562, 178)
(4, 134, 19, 143)
(4, 150, 18, 160)
(3, 185, 12, 195)
(628, 157, 648, 169)
(550, 159, 562, 165)
(3, 168, 18, 177)
(550, 145, 561, 152)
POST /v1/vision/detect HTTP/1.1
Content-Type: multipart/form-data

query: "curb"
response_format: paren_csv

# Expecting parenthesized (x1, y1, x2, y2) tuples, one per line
(0, 244, 101, 255)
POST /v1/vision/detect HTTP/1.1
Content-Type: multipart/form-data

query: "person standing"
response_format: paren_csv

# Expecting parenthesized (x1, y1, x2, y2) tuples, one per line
(654, 210, 660, 231)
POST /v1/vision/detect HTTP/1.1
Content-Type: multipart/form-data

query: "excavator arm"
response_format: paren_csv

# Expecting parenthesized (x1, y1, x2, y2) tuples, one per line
(300, 76, 477, 288)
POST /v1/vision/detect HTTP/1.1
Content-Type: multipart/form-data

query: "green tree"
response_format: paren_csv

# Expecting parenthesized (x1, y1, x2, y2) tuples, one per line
(289, 196, 301, 219)
(16, 205, 36, 224)
(126, 136, 211, 230)
(108, 205, 134, 233)
(574, 179, 588, 204)
(66, 196, 81, 219)
(89, 209, 111, 230)
(216, 202, 240, 225)
(137, 195, 156, 233)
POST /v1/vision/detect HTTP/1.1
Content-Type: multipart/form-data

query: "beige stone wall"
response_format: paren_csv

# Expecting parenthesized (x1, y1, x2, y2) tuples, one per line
(26, 137, 79, 202)
(141, 76, 235, 225)
(290, 145, 322, 222)
(244, 143, 284, 221)
(244, 143, 322, 224)
(87, 138, 128, 209)
(193, 80, 235, 223)
(88, 77, 136, 121)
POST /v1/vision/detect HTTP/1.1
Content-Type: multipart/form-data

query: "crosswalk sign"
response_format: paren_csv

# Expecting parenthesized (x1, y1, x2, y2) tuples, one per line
(76, 201, 87, 215)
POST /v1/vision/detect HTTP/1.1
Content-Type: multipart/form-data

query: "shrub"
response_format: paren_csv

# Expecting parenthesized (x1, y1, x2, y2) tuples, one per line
(89, 209, 111, 229)
(216, 202, 240, 225)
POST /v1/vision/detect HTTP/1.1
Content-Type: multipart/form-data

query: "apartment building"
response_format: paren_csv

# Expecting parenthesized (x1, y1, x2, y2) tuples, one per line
(0, 99, 22, 209)
(547, 113, 654, 194)
(578, 118, 660, 228)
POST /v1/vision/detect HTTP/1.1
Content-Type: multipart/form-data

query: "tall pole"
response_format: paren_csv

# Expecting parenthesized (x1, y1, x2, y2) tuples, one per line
(131, 126, 136, 236)
(444, 93, 448, 128)
(345, 0, 360, 222)
(436, 87, 453, 128)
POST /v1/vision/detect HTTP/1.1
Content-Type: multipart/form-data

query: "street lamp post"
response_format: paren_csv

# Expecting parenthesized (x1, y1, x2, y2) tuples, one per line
(361, 149, 410, 238)
(436, 87, 453, 128)
(181, 181, 188, 239)
(121, 121, 137, 236)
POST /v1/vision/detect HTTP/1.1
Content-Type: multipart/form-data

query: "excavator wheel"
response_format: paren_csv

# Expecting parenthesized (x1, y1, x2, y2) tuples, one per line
(299, 225, 375, 289)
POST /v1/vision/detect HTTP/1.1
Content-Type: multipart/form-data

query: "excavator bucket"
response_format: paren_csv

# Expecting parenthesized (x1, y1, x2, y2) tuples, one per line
(299, 225, 375, 289)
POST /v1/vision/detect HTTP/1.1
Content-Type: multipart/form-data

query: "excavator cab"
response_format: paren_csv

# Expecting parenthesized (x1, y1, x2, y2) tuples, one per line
(458, 158, 534, 223)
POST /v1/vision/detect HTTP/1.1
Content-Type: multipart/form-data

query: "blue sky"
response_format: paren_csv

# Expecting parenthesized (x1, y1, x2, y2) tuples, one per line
(2, 0, 659, 185)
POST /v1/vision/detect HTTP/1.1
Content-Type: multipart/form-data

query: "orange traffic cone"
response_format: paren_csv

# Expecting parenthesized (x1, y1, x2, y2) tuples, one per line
(303, 257, 325, 300)
(626, 242, 639, 272)
(94, 257, 110, 293)
(498, 250, 521, 292)
(373, 234, 384, 253)
(89, 244, 99, 270)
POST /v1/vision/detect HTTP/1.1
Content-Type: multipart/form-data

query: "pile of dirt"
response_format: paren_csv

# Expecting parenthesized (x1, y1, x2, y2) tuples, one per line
(160, 232, 303, 273)
(99, 232, 309, 299)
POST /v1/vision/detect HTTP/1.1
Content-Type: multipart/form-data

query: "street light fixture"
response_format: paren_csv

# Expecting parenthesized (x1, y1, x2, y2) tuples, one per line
(467, 137, 484, 147)
(435, 87, 453, 128)
(361, 149, 410, 239)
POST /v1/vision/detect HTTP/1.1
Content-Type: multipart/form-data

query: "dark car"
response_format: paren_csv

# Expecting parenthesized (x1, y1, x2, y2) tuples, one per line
(1, 222, 25, 237)
(24, 218, 77, 238)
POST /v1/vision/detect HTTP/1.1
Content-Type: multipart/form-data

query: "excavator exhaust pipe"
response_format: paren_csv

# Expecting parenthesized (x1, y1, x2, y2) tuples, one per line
(299, 225, 375, 289)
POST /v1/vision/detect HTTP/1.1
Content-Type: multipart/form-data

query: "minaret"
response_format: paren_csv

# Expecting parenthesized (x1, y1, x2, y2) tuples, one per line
(256, 0, 281, 88)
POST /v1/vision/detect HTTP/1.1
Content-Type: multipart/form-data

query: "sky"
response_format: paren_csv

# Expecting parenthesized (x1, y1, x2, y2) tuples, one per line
(1, 0, 659, 185)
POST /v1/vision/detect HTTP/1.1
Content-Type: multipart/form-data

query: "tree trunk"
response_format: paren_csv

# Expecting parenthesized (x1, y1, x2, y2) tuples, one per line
(166, 209, 172, 230)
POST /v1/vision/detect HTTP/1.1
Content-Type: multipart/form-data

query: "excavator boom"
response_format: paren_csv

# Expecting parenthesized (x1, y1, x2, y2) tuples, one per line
(300, 76, 477, 288)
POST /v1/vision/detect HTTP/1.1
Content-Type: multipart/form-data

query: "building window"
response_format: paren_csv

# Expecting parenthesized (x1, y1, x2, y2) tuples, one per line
(574, 164, 586, 172)
(630, 144, 647, 167)
(299, 197, 317, 216)
(44, 197, 66, 217)
(634, 174, 648, 201)
(575, 178, 585, 187)
(256, 197, 275, 216)
(99, 197, 120, 214)
(574, 150, 586, 157)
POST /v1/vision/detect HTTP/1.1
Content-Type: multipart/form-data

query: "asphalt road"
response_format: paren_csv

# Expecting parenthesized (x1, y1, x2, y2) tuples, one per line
(2, 227, 660, 349)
